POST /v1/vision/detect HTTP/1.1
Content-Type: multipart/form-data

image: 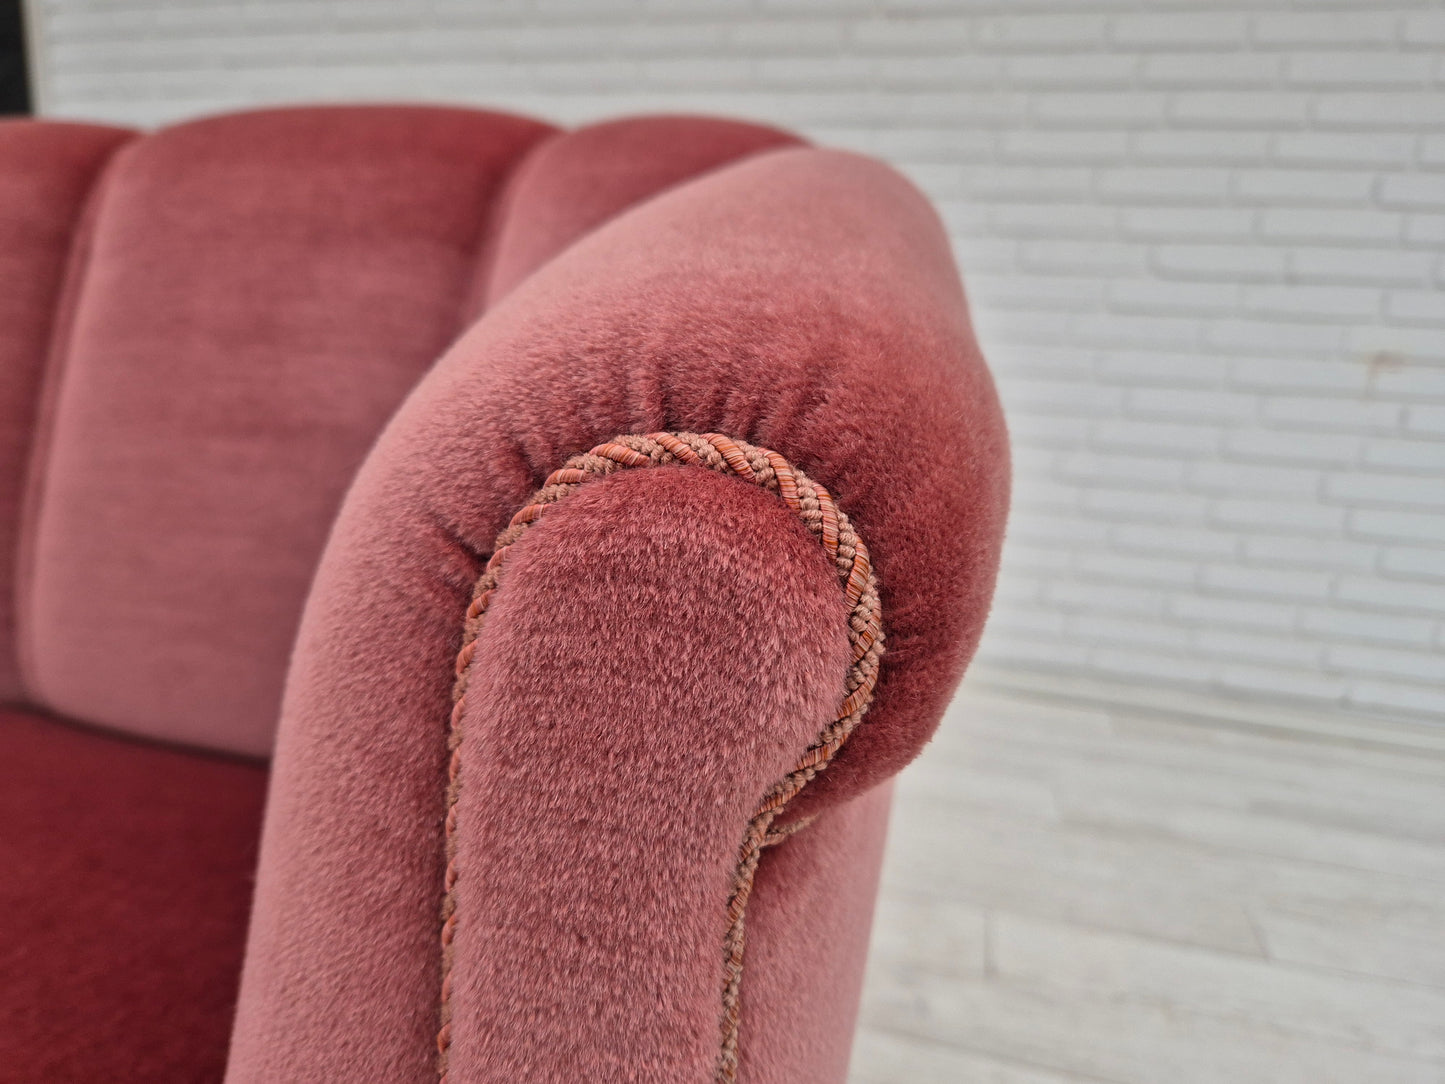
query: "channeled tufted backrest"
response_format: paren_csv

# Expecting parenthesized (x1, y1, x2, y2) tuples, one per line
(0, 107, 798, 756)
(0, 120, 131, 704)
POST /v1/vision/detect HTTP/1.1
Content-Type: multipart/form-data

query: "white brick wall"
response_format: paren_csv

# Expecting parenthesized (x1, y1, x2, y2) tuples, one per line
(25, 0, 1445, 726)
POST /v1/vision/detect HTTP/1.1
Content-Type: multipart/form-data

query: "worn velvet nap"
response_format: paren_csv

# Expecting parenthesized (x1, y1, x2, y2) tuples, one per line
(0, 707, 266, 1082)
(22, 106, 554, 755)
(740, 782, 893, 1084)
(0, 120, 130, 702)
(478, 114, 802, 308)
(229, 465, 853, 1080)
(229, 143, 1007, 1080)
(0, 107, 1008, 1083)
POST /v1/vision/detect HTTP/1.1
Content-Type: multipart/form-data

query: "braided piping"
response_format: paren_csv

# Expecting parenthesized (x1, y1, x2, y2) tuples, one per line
(435, 432, 884, 1084)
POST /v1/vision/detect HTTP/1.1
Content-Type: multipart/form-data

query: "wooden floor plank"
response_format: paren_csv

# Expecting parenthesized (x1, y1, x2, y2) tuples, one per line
(1254, 907, 1445, 990)
(859, 970, 1444, 1084)
(850, 1029, 1104, 1084)
(990, 912, 1445, 1060)
(849, 683, 1445, 1082)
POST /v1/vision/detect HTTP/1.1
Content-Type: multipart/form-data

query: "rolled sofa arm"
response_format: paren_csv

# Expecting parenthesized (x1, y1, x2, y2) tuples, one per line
(443, 442, 880, 1081)
(227, 145, 1007, 1082)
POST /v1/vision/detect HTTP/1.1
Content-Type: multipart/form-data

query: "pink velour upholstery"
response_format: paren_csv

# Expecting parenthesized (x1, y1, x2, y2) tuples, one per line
(0, 121, 131, 701)
(21, 106, 555, 755)
(0, 106, 1008, 1083)
(229, 144, 1007, 1080)
(478, 114, 803, 308)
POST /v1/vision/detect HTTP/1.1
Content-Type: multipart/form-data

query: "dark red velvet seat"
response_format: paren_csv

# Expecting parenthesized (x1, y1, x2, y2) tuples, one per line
(0, 106, 1007, 1082)
(0, 709, 266, 1082)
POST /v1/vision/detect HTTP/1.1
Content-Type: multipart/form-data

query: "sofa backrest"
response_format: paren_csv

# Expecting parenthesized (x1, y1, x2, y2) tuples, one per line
(0, 121, 132, 704)
(1, 107, 798, 756)
(477, 115, 799, 310)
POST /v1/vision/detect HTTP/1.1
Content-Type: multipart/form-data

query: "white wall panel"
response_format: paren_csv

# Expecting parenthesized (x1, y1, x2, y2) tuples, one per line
(27, 0, 1445, 725)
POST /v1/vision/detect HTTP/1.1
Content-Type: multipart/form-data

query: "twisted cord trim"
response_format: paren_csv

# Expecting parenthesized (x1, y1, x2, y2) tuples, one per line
(435, 432, 884, 1083)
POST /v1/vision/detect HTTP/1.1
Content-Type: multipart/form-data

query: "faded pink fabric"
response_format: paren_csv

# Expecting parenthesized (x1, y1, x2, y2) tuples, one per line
(0, 121, 130, 702)
(0, 108, 1008, 1083)
(740, 782, 892, 1084)
(441, 467, 855, 1079)
(228, 144, 1006, 1080)
(22, 106, 554, 754)
(478, 114, 802, 308)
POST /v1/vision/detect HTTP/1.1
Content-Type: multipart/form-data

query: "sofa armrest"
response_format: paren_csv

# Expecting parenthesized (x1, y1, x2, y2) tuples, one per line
(227, 143, 1006, 1082)
(441, 439, 879, 1081)
(229, 448, 875, 1082)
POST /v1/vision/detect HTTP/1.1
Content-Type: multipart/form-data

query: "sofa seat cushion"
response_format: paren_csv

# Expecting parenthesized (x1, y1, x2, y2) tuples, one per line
(0, 707, 267, 1082)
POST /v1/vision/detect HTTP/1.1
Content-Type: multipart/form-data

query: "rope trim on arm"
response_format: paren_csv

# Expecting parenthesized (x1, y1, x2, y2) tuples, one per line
(435, 432, 885, 1083)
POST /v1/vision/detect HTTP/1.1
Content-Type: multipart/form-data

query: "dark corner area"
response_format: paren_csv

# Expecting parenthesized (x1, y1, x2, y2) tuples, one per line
(1, 0, 30, 115)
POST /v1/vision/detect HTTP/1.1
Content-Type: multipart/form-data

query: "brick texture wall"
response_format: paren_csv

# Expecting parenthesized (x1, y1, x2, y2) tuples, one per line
(26, 0, 1445, 725)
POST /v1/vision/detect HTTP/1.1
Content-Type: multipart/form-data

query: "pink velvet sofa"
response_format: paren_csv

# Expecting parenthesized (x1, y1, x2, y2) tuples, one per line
(0, 106, 1008, 1082)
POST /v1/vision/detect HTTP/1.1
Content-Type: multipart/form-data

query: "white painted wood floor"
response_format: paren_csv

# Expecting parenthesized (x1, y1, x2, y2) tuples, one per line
(848, 681, 1445, 1084)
